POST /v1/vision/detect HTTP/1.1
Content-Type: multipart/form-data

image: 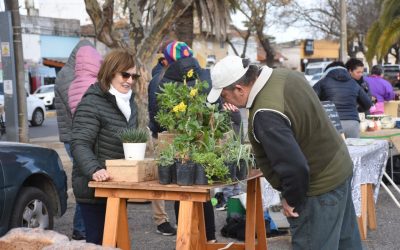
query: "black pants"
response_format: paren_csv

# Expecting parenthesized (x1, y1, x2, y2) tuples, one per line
(174, 201, 216, 241)
(79, 203, 106, 245)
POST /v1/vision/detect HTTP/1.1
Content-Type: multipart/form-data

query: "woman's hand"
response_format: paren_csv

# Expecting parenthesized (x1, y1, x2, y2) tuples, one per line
(92, 169, 112, 182)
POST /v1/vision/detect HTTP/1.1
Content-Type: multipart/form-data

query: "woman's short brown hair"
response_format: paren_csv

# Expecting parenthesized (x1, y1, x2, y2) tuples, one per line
(97, 48, 136, 92)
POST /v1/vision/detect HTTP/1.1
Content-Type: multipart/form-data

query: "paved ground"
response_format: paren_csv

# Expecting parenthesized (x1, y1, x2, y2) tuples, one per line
(29, 122, 400, 250)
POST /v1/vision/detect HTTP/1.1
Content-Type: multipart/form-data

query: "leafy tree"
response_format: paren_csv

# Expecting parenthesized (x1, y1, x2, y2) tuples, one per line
(365, 0, 400, 64)
(84, 0, 233, 128)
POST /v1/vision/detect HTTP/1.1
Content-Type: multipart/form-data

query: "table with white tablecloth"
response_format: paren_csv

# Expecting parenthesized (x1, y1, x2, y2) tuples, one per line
(346, 138, 389, 216)
(261, 138, 389, 240)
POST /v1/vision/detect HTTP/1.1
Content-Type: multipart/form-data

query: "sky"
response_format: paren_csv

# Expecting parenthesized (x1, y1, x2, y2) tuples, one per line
(0, 0, 309, 43)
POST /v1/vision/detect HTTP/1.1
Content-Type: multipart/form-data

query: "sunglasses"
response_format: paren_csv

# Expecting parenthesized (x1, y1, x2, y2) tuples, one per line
(120, 72, 141, 80)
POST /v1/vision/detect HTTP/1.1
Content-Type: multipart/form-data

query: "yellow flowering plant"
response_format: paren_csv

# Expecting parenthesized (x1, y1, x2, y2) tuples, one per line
(155, 70, 230, 163)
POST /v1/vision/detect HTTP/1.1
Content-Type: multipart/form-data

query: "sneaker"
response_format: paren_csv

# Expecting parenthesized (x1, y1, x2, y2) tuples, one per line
(215, 202, 227, 211)
(71, 232, 86, 241)
(214, 192, 226, 211)
(156, 222, 176, 236)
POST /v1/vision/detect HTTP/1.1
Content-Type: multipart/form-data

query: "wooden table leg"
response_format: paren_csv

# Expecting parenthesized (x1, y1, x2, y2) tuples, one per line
(367, 184, 377, 230)
(103, 197, 121, 247)
(176, 201, 199, 250)
(196, 202, 207, 250)
(255, 178, 267, 250)
(357, 184, 368, 240)
(245, 178, 257, 250)
(117, 198, 131, 250)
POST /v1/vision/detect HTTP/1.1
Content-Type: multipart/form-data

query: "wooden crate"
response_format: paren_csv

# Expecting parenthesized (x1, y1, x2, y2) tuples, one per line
(106, 159, 158, 182)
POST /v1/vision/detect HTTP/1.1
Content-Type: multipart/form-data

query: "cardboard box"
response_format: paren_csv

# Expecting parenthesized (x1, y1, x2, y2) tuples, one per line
(106, 159, 158, 182)
(384, 101, 400, 117)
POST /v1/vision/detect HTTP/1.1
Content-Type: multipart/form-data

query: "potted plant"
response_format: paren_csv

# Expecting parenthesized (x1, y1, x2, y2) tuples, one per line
(192, 151, 230, 185)
(236, 144, 254, 180)
(118, 127, 149, 160)
(154, 71, 231, 185)
(157, 145, 175, 184)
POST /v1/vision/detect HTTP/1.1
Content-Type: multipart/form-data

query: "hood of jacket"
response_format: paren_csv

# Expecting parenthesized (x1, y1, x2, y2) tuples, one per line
(75, 46, 102, 80)
(323, 67, 352, 82)
(163, 57, 202, 82)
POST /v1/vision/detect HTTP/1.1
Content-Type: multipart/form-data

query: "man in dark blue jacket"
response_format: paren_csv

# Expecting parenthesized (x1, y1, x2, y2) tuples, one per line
(313, 61, 372, 138)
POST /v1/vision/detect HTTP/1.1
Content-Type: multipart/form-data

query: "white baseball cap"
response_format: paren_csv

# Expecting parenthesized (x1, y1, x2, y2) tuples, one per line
(207, 55, 249, 103)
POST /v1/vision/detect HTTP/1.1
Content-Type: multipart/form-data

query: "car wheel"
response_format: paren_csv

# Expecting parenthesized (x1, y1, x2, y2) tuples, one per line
(30, 108, 44, 126)
(10, 187, 54, 230)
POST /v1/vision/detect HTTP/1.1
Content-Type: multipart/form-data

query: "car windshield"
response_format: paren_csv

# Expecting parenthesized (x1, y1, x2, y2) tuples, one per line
(305, 68, 322, 75)
(312, 74, 322, 80)
(35, 85, 54, 94)
(384, 66, 400, 73)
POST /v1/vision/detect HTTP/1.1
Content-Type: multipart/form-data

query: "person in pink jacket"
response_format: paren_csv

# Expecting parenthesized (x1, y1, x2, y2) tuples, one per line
(68, 45, 102, 114)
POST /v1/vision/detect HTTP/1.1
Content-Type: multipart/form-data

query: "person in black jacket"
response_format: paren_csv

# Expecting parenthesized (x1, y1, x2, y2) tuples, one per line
(148, 41, 221, 242)
(313, 61, 372, 138)
(71, 48, 139, 244)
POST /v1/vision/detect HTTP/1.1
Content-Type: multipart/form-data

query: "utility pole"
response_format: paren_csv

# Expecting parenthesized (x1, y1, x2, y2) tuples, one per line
(339, 0, 348, 62)
(4, 0, 29, 142)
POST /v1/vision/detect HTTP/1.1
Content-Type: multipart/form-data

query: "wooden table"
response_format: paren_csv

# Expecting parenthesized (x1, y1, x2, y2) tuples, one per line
(89, 169, 267, 250)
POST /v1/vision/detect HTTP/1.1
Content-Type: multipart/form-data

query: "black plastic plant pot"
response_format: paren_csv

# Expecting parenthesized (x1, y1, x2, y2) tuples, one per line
(170, 162, 177, 184)
(194, 164, 208, 185)
(236, 160, 248, 180)
(158, 165, 171, 185)
(225, 162, 237, 181)
(176, 161, 195, 186)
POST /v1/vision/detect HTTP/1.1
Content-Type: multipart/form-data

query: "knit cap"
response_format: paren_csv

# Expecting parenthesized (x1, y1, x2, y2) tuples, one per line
(163, 41, 193, 64)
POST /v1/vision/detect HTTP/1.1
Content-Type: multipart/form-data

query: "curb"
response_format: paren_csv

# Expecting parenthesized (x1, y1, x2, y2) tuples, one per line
(46, 110, 56, 118)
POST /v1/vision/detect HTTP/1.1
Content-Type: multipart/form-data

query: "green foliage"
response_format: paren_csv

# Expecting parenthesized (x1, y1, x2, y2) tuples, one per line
(222, 124, 255, 172)
(192, 152, 230, 184)
(365, 0, 400, 63)
(157, 145, 175, 167)
(155, 71, 231, 170)
(118, 127, 149, 143)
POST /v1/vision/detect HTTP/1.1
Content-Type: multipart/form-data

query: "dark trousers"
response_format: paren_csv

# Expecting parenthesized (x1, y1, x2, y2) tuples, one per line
(287, 176, 362, 250)
(79, 203, 106, 245)
(174, 201, 216, 241)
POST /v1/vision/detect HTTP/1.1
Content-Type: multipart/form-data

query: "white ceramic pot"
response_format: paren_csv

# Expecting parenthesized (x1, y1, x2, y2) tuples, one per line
(123, 143, 146, 160)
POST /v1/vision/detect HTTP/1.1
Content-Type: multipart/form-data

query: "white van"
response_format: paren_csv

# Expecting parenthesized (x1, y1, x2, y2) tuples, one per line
(304, 61, 333, 82)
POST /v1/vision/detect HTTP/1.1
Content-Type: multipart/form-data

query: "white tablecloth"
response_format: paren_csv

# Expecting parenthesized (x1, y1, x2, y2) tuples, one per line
(261, 138, 389, 217)
(346, 138, 389, 216)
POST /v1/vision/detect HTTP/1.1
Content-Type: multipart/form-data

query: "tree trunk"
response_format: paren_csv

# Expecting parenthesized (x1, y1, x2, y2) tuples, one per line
(174, 4, 194, 47)
(4, 0, 29, 142)
(226, 38, 239, 56)
(256, 29, 274, 66)
(241, 29, 251, 58)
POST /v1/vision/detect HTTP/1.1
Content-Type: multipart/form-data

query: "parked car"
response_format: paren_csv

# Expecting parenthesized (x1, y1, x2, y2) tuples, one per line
(0, 83, 46, 126)
(308, 73, 323, 87)
(383, 64, 400, 86)
(0, 142, 68, 236)
(304, 61, 332, 81)
(33, 85, 55, 109)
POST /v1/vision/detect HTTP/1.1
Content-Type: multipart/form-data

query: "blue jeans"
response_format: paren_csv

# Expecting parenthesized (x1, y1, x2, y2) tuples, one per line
(287, 176, 362, 250)
(79, 203, 106, 245)
(64, 143, 86, 237)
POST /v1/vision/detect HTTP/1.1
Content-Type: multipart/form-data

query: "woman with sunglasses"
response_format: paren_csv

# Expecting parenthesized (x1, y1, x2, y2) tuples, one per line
(71, 48, 139, 244)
